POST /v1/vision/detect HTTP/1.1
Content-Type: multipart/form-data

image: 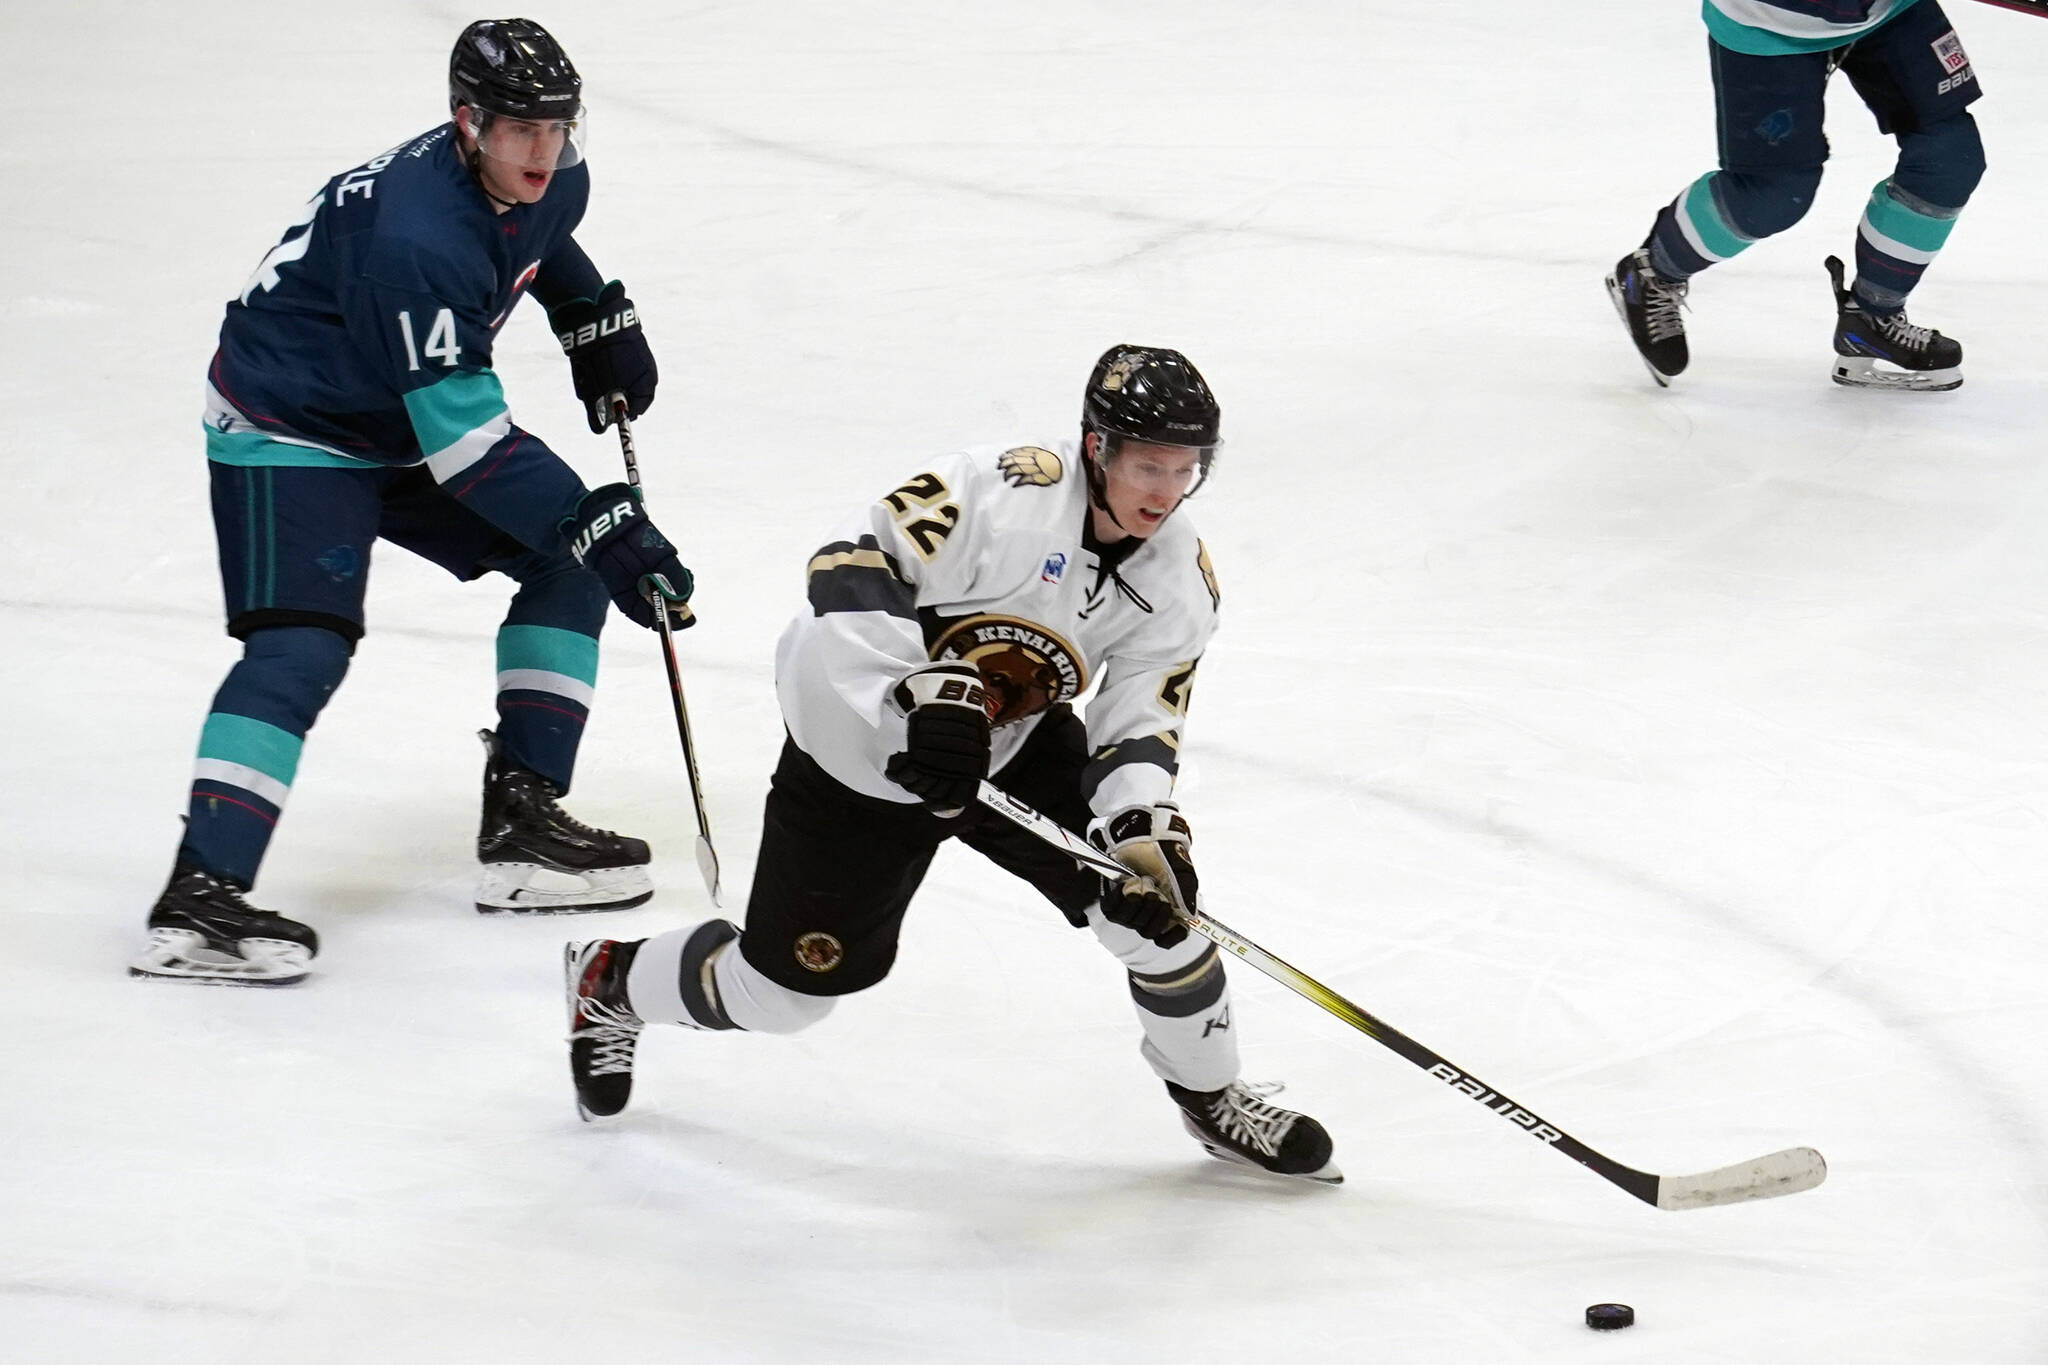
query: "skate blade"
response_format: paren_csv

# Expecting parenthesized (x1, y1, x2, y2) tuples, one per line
(130, 930, 310, 986)
(129, 966, 308, 987)
(1831, 355, 1962, 392)
(477, 862, 654, 914)
(1194, 1138, 1345, 1185)
(1605, 274, 1675, 388)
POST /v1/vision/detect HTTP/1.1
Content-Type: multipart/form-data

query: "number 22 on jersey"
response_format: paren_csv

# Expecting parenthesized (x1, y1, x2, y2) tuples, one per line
(883, 473, 960, 560)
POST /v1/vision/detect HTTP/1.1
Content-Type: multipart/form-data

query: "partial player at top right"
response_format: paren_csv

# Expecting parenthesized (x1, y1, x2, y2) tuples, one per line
(1606, 0, 1983, 392)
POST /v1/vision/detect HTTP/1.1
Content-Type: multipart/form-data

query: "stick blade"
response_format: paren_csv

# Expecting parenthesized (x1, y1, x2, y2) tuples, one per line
(1655, 1146, 1826, 1210)
(696, 835, 722, 907)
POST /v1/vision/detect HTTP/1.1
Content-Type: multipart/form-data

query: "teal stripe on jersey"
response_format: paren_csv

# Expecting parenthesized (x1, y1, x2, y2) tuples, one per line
(403, 368, 510, 458)
(1680, 175, 1751, 262)
(205, 424, 379, 469)
(1702, 0, 1919, 56)
(1863, 181, 1958, 255)
(197, 712, 305, 787)
(496, 624, 600, 687)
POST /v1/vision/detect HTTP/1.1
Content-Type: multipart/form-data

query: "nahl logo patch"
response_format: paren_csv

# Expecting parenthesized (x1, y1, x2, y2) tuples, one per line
(998, 446, 1063, 487)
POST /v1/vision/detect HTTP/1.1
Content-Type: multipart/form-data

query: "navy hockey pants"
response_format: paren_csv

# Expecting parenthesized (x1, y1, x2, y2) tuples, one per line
(179, 460, 608, 888)
(1649, 0, 1984, 309)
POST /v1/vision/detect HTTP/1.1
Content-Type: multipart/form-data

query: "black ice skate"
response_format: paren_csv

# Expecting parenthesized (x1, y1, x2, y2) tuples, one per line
(1166, 1079, 1342, 1184)
(1606, 246, 1690, 387)
(476, 730, 654, 913)
(1826, 256, 1962, 392)
(130, 866, 319, 986)
(566, 938, 642, 1121)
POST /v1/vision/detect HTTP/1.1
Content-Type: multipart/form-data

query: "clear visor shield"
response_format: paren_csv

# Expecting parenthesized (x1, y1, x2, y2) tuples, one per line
(465, 106, 587, 170)
(1099, 437, 1219, 500)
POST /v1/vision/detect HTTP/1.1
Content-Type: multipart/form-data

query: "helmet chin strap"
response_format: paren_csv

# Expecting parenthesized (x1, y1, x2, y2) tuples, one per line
(1081, 431, 1131, 534)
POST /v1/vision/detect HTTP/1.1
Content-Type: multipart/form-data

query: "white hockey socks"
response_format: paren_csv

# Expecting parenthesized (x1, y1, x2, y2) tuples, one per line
(1086, 901, 1240, 1093)
(627, 922, 834, 1035)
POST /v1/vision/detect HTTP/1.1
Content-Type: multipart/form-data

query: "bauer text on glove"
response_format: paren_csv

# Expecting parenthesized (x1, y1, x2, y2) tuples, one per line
(883, 663, 992, 810)
(549, 280, 656, 433)
(563, 483, 695, 630)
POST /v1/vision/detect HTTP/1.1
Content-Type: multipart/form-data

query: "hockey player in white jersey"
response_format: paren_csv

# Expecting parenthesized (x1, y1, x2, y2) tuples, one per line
(561, 345, 1339, 1182)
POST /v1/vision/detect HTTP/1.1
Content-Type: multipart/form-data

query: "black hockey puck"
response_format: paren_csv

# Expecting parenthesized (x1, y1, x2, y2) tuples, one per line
(1585, 1303, 1635, 1331)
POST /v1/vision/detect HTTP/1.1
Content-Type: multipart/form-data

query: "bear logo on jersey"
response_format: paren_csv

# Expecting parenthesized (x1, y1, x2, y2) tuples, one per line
(929, 614, 1087, 727)
(998, 446, 1064, 488)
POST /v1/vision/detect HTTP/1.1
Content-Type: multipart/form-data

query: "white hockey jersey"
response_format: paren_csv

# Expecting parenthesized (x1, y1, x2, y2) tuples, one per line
(776, 441, 1221, 816)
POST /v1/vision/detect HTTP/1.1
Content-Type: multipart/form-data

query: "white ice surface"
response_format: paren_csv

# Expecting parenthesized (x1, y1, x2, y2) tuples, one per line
(7, 3, 2048, 1361)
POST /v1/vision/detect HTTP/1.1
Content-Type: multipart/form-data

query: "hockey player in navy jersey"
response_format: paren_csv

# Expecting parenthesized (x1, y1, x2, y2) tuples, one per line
(134, 20, 695, 986)
(1607, 0, 1985, 391)
(559, 346, 1341, 1184)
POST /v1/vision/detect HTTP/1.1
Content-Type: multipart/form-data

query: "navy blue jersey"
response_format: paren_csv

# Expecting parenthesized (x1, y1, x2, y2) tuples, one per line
(206, 123, 608, 550)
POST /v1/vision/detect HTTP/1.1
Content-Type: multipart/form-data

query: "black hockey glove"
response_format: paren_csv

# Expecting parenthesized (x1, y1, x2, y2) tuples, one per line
(562, 483, 696, 631)
(549, 280, 657, 434)
(1087, 803, 1196, 948)
(884, 663, 993, 812)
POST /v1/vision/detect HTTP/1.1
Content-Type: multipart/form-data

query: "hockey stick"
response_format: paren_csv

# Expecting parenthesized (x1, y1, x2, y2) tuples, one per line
(610, 398, 721, 905)
(973, 782, 1826, 1211)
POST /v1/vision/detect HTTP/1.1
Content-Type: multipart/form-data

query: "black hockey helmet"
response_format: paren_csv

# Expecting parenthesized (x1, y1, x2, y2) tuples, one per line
(449, 18, 582, 121)
(1080, 344, 1222, 498)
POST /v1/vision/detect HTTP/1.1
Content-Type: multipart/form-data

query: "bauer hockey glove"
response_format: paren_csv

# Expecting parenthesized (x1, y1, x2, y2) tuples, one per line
(1087, 803, 1196, 948)
(549, 281, 657, 434)
(563, 483, 696, 631)
(884, 663, 993, 812)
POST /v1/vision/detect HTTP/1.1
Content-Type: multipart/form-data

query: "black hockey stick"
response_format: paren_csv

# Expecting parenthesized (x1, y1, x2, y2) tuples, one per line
(610, 397, 721, 905)
(973, 782, 1826, 1211)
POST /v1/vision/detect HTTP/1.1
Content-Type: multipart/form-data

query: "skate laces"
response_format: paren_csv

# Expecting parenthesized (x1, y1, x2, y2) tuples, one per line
(510, 771, 617, 843)
(572, 947, 642, 1075)
(177, 868, 259, 916)
(1876, 310, 1934, 350)
(1205, 1081, 1299, 1157)
(574, 993, 641, 1076)
(1639, 267, 1689, 344)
